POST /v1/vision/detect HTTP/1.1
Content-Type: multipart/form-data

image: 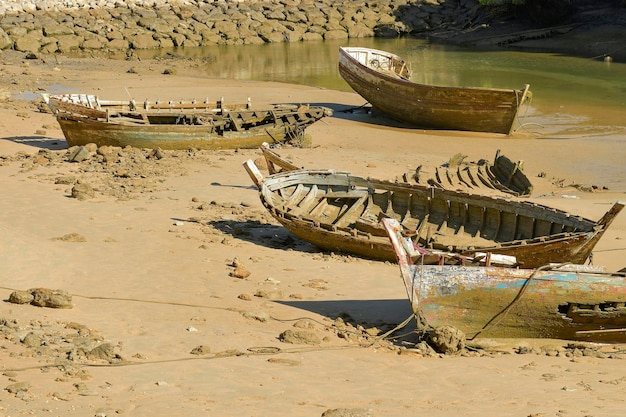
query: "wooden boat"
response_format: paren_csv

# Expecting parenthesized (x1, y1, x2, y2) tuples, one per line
(403, 150, 533, 196)
(338, 46, 531, 134)
(243, 159, 623, 268)
(382, 217, 626, 342)
(42, 93, 332, 150)
(260, 144, 533, 196)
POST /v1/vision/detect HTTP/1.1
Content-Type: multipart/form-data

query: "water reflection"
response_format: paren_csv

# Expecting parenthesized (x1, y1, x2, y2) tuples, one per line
(129, 37, 625, 137)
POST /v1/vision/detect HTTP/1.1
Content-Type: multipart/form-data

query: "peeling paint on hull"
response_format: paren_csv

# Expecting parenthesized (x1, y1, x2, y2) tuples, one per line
(338, 46, 531, 135)
(384, 218, 626, 343)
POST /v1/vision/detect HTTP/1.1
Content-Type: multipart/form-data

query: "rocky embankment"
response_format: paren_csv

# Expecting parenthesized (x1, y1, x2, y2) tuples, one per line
(0, 0, 486, 54)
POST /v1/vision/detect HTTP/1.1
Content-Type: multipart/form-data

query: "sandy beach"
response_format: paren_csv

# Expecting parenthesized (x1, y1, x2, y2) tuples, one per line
(1, 42, 626, 417)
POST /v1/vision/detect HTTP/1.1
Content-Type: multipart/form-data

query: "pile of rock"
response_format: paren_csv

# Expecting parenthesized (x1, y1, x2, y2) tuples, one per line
(0, 0, 487, 54)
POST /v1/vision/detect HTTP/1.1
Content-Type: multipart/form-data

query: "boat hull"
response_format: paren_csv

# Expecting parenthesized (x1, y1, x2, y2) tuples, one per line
(338, 46, 530, 134)
(57, 116, 301, 150)
(267, 214, 609, 267)
(411, 264, 626, 342)
(44, 94, 331, 150)
(383, 218, 626, 343)
(244, 163, 623, 268)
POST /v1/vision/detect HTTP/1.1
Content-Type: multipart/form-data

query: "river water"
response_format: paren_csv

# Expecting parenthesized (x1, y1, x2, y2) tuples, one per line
(135, 37, 626, 141)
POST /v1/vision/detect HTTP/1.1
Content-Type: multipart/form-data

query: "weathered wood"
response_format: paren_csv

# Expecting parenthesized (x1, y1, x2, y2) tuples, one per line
(338, 46, 531, 135)
(43, 94, 332, 150)
(244, 160, 623, 268)
(383, 217, 626, 343)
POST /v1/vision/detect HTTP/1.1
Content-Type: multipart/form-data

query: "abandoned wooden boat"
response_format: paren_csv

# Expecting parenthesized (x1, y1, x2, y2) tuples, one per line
(338, 46, 531, 134)
(243, 159, 623, 268)
(260, 144, 532, 196)
(42, 93, 332, 150)
(383, 218, 626, 342)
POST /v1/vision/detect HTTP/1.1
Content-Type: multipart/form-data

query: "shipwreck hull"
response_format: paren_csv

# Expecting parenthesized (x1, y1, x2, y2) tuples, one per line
(338, 46, 530, 134)
(383, 217, 626, 343)
(44, 93, 332, 150)
(411, 264, 626, 342)
(267, 208, 609, 266)
(56, 116, 299, 150)
(245, 163, 622, 268)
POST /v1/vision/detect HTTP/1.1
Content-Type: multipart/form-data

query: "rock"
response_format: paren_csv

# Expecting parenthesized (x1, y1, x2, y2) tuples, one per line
(279, 329, 321, 345)
(21, 332, 42, 348)
(53, 232, 87, 242)
(321, 408, 373, 417)
(131, 32, 159, 49)
(56, 34, 82, 52)
(0, 0, 496, 53)
(0, 88, 10, 101)
(0, 28, 12, 49)
(149, 147, 165, 159)
(5, 381, 31, 394)
(8, 290, 34, 304)
(55, 175, 77, 185)
(29, 288, 73, 309)
(68, 146, 91, 162)
(427, 325, 465, 354)
(71, 182, 95, 200)
(190, 345, 211, 355)
(14, 34, 41, 53)
(254, 289, 283, 299)
(323, 29, 348, 40)
(243, 310, 270, 322)
(87, 343, 120, 362)
(230, 264, 251, 279)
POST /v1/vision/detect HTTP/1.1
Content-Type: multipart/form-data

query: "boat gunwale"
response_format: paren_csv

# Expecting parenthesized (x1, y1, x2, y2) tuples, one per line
(258, 168, 604, 231)
(339, 46, 526, 94)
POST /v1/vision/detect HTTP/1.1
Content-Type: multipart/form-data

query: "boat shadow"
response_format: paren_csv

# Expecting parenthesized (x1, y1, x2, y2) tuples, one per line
(275, 298, 418, 341)
(2, 135, 68, 150)
(313, 101, 511, 138)
(207, 219, 321, 253)
(309, 101, 418, 130)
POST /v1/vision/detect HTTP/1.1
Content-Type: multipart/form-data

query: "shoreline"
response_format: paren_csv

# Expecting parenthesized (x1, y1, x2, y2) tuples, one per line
(1, 0, 625, 62)
(1, 9, 626, 416)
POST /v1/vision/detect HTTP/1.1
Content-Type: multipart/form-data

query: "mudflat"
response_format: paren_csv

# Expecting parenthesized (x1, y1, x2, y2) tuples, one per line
(1, 36, 625, 417)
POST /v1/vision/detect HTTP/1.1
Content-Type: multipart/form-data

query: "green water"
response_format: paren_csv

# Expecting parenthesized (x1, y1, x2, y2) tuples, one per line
(135, 37, 626, 139)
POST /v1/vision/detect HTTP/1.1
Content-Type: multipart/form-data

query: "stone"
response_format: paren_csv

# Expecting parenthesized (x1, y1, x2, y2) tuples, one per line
(8, 290, 34, 304)
(68, 146, 91, 162)
(30, 288, 73, 309)
(323, 29, 348, 40)
(190, 345, 211, 355)
(5, 381, 31, 394)
(131, 33, 159, 49)
(14, 34, 41, 53)
(278, 329, 321, 345)
(87, 343, 120, 362)
(21, 332, 42, 348)
(321, 408, 373, 417)
(71, 182, 95, 200)
(0, 27, 12, 49)
(427, 325, 465, 354)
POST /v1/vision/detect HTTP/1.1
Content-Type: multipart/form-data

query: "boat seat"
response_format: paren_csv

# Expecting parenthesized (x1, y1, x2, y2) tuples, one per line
(325, 190, 368, 199)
